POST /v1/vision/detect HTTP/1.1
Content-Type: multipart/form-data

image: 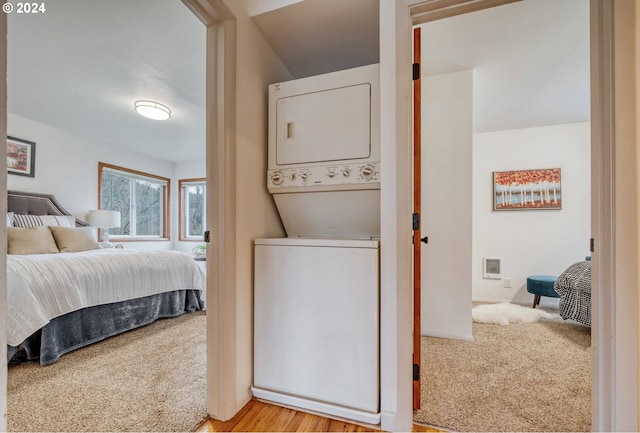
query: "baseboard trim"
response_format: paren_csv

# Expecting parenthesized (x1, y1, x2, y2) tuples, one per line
(473, 297, 559, 308)
(380, 410, 397, 432)
(422, 329, 474, 341)
(250, 386, 381, 425)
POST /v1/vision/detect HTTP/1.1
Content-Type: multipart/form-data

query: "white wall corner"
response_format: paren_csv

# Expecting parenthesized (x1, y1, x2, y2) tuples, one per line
(0, 11, 7, 433)
(379, 1, 414, 432)
(205, 15, 239, 422)
(590, 0, 639, 431)
(205, 0, 291, 422)
(612, 0, 640, 430)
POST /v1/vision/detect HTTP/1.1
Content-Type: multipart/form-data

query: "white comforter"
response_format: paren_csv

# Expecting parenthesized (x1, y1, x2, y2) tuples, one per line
(7, 249, 205, 346)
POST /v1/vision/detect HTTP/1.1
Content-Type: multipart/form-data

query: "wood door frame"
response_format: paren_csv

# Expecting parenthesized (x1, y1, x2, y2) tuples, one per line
(412, 26, 422, 411)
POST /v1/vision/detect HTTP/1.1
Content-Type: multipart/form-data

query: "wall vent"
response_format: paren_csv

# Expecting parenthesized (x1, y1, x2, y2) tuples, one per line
(483, 257, 502, 279)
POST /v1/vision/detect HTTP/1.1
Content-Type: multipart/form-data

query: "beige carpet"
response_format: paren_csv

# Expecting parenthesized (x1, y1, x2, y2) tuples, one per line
(8, 311, 207, 432)
(415, 319, 591, 432)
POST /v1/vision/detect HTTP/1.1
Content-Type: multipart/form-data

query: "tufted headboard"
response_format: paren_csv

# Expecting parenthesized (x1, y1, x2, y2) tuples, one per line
(7, 190, 89, 227)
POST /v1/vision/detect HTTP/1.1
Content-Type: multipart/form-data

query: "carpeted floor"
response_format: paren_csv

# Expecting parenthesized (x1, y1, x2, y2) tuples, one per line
(7, 311, 207, 432)
(414, 317, 591, 432)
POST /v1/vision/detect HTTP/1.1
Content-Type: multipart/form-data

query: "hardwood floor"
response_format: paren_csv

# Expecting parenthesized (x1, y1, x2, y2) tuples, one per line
(195, 399, 441, 432)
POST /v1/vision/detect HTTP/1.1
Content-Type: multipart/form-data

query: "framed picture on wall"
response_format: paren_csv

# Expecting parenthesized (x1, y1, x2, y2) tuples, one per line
(7, 136, 36, 178)
(493, 168, 561, 211)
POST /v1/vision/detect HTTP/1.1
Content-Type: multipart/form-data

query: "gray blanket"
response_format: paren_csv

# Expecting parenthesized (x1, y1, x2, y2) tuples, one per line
(8, 289, 204, 366)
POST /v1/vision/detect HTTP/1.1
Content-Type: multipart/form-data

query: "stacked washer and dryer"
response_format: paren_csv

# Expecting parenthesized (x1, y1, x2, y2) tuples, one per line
(252, 64, 381, 424)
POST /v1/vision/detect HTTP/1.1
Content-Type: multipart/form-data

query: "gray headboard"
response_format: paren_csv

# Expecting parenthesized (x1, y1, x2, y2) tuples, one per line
(7, 190, 89, 227)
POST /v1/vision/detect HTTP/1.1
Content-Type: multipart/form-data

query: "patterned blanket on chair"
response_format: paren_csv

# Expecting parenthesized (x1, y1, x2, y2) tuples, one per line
(554, 260, 591, 326)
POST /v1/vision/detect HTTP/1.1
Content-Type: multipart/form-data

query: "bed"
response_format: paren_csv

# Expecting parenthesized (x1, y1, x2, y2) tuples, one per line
(6, 190, 206, 365)
(553, 260, 591, 326)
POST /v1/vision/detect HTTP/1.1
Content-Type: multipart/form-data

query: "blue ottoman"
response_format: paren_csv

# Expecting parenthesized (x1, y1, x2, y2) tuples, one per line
(526, 275, 559, 308)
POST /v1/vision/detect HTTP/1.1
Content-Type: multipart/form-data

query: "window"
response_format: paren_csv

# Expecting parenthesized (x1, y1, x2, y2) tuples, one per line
(179, 178, 206, 240)
(99, 162, 170, 240)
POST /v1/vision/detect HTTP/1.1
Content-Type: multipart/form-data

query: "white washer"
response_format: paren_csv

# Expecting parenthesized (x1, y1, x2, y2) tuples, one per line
(252, 238, 380, 424)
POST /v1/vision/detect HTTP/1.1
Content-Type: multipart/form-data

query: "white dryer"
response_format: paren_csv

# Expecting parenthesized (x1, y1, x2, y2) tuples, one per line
(267, 63, 380, 239)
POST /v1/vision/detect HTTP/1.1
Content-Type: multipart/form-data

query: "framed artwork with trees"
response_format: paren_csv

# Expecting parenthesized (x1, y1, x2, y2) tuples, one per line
(493, 168, 562, 211)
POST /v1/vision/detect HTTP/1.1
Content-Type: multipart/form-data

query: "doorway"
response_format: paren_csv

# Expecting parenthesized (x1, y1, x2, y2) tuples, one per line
(400, 0, 639, 431)
(3, 1, 208, 430)
(413, 1, 591, 430)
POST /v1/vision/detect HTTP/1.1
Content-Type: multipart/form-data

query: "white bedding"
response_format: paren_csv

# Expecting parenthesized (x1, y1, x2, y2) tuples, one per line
(7, 248, 205, 346)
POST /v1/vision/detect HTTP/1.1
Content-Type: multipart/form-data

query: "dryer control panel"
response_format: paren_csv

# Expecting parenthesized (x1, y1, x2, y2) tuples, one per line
(267, 162, 379, 190)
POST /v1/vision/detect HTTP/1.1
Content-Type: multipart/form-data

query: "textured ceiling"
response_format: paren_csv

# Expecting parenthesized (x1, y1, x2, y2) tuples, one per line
(7, 0, 590, 165)
(420, 0, 590, 133)
(8, 0, 206, 163)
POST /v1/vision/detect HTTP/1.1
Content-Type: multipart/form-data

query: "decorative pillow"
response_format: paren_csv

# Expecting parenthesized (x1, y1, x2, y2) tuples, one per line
(13, 214, 76, 228)
(6, 212, 14, 227)
(49, 226, 100, 253)
(7, 226, 59, 255)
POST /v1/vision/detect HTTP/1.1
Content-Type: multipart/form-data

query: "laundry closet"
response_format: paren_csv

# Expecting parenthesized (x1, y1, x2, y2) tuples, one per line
(252, 64, 381, 424)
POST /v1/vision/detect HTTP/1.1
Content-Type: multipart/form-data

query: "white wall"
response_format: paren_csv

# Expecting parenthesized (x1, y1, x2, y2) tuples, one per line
(378, 1, 413, 431)
(421, 70, 473, 341)
(217, 0, 291, 413)
(233, 15, 289, 410)
(6, 113, 198, 251)
(473, 121, 591, 306)
(610, 1, 640, 428)
(0, 12, 7, 432)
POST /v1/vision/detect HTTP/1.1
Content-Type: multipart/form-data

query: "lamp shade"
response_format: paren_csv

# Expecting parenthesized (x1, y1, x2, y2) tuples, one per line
(88, 210, 121, 228)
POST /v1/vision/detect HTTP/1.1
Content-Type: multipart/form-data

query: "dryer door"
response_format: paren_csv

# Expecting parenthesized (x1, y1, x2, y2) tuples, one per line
(275, 83, 371, 165)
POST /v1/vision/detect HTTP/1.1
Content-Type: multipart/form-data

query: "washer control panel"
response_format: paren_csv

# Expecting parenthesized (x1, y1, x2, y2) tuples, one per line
(268, 162, 379, 189)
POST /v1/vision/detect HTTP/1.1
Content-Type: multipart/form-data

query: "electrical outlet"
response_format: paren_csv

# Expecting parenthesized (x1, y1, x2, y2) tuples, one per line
(503, 278, 512, 288)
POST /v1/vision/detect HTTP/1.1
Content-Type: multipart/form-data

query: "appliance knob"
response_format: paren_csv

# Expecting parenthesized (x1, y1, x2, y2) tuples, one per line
(327, 170, 336, 178)
(271, 172, 284, 186)
(360, 164, 376, 180)
(289, 172, 296, 181)
(300, 172, 308, 181)
(342, 168, 351, 177)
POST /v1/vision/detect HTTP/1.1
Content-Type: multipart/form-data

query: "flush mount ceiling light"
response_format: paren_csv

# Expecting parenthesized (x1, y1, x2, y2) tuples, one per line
(134, 100, 172, 120)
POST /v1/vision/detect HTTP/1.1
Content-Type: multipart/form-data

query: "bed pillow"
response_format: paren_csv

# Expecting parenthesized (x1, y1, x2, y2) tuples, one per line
(7, 226, 59, 255)
(13, 214, 76, 228)
(6, 212, 14, 227)
(49, 226, 100, 253)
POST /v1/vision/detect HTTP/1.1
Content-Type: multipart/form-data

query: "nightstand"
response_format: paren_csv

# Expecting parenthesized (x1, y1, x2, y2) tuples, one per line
(193, 256, 206, 276)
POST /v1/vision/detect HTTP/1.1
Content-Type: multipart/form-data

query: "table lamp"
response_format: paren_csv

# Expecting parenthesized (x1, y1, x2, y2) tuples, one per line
(88, 209, 121, 245)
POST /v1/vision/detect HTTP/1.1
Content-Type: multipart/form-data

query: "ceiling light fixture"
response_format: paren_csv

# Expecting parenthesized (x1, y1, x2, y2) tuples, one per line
(134, 100, 172, 120)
